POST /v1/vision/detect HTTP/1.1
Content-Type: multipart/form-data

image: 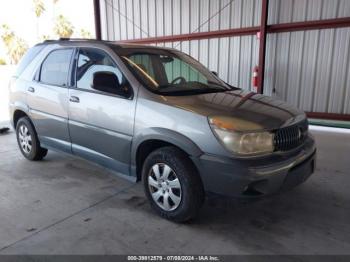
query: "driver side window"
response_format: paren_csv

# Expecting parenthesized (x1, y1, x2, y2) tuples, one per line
(76, 48, 132, 98)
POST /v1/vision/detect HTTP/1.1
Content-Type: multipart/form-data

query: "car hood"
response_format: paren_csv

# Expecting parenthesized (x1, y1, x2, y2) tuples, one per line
(163, 89, 306, 131)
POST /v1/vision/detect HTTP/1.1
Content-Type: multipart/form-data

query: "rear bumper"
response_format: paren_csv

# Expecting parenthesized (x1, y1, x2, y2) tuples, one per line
(191, 135, 316, 197)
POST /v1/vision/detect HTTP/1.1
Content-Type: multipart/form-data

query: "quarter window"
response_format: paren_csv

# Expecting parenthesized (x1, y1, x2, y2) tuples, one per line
(15, 45, 45, 78)
(39, 49, 73, 86)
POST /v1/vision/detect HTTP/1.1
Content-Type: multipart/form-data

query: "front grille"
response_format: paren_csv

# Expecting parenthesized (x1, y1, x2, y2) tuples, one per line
(274, 119, 308, 151)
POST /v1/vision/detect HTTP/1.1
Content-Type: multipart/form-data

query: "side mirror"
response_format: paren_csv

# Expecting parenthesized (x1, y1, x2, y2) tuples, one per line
(211, 71, 218, 77)
(92, 71, 120, 94)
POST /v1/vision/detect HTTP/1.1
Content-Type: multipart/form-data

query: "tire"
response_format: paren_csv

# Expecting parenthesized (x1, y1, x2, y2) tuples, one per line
(142, 146, 204, 222)
(16, 117, 48, 161)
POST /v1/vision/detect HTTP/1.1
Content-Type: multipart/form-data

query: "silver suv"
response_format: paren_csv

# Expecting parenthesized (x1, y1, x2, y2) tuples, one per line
(9, 39, 316, 222)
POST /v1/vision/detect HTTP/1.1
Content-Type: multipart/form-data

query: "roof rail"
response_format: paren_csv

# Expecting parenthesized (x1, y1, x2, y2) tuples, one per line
(58, 37, 99, 41)
(42, 38, 103, 43)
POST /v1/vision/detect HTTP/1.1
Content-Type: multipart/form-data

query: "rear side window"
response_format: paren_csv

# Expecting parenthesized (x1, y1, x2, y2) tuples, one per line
(39, 49, 73, 87)
(14, 45, 45, 78)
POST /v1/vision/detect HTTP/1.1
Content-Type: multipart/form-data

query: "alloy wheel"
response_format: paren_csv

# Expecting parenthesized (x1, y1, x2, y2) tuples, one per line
(18, 124, 32, 154)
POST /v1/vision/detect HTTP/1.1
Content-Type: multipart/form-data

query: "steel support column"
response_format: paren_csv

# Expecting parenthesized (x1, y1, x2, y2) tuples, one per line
(93, 0, 102, 40)
(257, 0, 269, 94)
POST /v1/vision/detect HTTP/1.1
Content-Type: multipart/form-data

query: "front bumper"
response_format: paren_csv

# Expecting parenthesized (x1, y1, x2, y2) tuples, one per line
(191, 135, 316, 197)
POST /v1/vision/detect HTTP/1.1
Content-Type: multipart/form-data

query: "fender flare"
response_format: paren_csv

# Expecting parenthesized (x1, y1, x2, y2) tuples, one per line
(130, 127, 203, 173)
(10, 102, 31, 127)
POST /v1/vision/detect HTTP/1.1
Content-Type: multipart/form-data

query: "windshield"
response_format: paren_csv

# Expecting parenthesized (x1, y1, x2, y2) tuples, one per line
(111, 46, 236, 95)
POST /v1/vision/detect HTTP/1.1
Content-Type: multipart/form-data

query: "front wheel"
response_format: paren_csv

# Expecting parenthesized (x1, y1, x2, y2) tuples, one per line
(142, 147, 204, 222)
(16, 117, 48, 161)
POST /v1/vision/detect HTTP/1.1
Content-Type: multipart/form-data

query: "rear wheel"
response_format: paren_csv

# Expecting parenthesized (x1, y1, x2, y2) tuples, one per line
(142, 146, 204, 222)
(16, 117, 47, 161)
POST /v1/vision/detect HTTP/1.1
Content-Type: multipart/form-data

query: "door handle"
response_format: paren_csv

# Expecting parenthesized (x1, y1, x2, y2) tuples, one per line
(69, 96, 80, 103)
(28, 87, 35, 93)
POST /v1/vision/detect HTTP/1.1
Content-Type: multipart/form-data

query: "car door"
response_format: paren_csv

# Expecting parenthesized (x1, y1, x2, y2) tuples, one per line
(27, 48, 74, 153)
(68, 47, 136, 176)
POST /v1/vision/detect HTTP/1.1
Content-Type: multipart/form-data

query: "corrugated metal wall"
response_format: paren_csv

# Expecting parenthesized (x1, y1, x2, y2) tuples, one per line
(100, 0, 261, 93)
(155, 36, 260, 93)
(265, 0, 350, 114)
(264, 28, 350, 114)
(100, 0, 261, 39)
(100, 0, 350, 114)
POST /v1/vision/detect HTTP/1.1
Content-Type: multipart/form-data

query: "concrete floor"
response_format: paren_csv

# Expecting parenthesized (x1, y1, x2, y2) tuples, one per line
(0, 125, 349, 255)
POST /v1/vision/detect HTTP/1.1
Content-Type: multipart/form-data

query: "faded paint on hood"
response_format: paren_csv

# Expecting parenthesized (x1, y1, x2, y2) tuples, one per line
(162, 89, 306, 131)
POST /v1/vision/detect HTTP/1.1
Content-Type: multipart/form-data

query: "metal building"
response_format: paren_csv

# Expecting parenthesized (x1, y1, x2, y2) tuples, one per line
(94, 0, 350, 120)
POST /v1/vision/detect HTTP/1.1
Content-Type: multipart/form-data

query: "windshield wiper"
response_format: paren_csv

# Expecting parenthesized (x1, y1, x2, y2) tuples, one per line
(195, 87, 228, 94)
(207, 81, 233, 90)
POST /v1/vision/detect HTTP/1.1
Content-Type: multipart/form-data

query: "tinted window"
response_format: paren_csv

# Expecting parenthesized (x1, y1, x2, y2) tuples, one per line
(162, 56, 207, 84)
(76, 48, 131, 98)
(40, 49, 73, 86)
(113, 47, 234, 96)
(128, 54, 155, 79)
(14, 45, 45, 78)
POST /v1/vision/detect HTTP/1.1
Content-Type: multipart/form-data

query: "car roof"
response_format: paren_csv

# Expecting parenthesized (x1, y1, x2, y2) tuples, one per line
(39, 38, 172, 51)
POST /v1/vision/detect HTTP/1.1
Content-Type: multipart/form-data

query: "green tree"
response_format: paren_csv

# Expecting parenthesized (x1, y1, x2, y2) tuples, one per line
(33, 0, 45, 17)
(52, 0, 59, 24)
(80, 29, 92, 39)
(0, 24, 28, 64)
(53, 15, 74, 38)
(33, 0, 46, 40)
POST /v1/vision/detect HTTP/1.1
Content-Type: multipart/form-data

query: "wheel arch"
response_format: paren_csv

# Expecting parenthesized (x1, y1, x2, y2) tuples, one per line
(13, 109, 31, 128)
(131, 128, 203, 181)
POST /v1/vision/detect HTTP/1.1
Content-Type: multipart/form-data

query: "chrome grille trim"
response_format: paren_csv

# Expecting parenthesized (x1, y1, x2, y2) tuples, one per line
(274, 119, 308, 151)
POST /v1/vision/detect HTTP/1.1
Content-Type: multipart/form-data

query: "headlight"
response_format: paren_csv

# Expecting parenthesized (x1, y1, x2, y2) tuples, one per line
(209, 116, 274, 156)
